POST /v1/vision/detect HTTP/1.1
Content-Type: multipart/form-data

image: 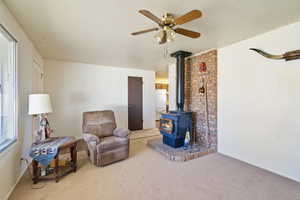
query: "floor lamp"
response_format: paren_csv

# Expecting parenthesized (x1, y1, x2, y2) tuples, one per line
(28, 94, 53, 144)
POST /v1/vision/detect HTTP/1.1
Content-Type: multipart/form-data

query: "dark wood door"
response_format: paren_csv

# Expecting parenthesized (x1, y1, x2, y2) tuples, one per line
(128, 76, 143, 130)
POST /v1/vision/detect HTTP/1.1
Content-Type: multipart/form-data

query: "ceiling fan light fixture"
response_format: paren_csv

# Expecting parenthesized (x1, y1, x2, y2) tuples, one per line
(154, 27, 175, 44)
(164, 26, 176, 42)
(154, 30, 164, 43)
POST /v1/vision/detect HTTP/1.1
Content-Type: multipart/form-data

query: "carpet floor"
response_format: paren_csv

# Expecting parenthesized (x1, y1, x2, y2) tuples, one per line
(9, 129, 300, 200)
(129, 128, 161, 140)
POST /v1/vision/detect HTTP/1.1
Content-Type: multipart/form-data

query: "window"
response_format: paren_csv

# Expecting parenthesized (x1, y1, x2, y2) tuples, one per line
(0, 24, 17, 153)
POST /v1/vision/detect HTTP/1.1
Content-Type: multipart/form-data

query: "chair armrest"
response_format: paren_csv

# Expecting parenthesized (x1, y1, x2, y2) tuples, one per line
(113, 128, 130, 138)
(83, 133, 100, 145)
(83, 133, 99, 166)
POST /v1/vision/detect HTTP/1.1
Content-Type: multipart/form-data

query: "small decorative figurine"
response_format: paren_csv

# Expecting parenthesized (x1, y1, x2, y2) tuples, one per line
(184, 129, 191, 148)
(35, 114, 53, 143)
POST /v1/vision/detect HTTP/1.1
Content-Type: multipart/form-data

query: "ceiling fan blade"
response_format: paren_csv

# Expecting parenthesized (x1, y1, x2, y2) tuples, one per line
(131, 27, 159, 35)
(175, 28, 201, 38)
(139, 10, 163, 25)
(174, 10, 202, 25)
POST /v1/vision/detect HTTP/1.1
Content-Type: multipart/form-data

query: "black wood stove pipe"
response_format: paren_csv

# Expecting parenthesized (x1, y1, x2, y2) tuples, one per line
(171, 50, 192, 112)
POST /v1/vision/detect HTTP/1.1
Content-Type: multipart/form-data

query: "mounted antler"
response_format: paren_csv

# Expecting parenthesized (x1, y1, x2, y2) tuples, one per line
(250, 48, 300, 61)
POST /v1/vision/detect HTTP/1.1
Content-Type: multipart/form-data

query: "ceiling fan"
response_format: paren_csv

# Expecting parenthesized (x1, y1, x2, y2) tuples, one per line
(131, 9, 202, 44)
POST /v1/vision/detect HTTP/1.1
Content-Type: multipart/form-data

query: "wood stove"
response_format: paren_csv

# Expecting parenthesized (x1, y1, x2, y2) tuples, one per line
(159, 50, 193, 148)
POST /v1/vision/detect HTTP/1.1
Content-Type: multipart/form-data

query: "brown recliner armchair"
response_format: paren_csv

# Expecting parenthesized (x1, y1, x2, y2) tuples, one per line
(82, 110, 130, 167)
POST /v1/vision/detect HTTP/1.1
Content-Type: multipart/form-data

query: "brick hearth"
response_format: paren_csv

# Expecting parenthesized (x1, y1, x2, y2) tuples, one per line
(147, 138, 215, 162)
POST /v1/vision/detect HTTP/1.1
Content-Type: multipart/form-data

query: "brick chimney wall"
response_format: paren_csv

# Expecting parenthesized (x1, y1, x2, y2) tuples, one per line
(185, 50, 217, 150)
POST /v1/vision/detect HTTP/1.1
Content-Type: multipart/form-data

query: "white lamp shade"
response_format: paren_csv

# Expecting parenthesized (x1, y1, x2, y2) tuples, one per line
(28, 94, 53, 115)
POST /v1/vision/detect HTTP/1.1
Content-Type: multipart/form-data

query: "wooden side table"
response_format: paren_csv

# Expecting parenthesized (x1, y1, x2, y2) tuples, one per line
(32, 137, 78, 183)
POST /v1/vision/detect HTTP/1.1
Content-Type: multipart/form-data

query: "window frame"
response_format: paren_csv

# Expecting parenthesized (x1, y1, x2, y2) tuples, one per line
(0, 24, 18, 153)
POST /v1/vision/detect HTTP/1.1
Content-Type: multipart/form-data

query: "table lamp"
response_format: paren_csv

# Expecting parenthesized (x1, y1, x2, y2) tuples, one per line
(28, 94, 53, 143)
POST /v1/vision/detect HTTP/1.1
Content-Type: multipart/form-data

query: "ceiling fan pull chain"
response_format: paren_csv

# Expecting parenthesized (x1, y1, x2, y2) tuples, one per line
(164, 46, 169, 58)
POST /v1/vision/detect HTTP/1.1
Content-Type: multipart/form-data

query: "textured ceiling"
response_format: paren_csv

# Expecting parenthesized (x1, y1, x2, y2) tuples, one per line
(4, 0, 300, 71)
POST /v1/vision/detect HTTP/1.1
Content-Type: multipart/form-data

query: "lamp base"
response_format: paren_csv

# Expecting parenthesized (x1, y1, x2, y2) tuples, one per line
(34, 114, 52, 143)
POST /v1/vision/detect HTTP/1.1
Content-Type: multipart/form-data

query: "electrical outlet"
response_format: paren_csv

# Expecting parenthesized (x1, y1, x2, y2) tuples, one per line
(20, 157, 25, 167)
(20, 157, 30, 168)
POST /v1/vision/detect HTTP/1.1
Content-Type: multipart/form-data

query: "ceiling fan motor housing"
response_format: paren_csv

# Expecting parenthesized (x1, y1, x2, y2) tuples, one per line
(162, 13, 175, 26)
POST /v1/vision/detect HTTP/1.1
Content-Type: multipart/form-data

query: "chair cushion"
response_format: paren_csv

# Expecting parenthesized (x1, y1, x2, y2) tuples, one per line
(97, 136, 128, 153)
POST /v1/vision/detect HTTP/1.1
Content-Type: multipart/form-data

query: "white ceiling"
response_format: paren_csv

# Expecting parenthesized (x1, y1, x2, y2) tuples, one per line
(4, 0, 300, 71)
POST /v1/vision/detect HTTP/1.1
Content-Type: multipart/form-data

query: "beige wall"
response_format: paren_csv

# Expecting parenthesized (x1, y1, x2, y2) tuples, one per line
(0, 1, 43, 199)
(218, 21, 300, 182)
(44, 60, 156, 138)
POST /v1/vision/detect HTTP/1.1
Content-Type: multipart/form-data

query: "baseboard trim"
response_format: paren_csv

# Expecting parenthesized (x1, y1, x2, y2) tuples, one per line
(218, 152, 300, 183)
(4, 163, 28, 200)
